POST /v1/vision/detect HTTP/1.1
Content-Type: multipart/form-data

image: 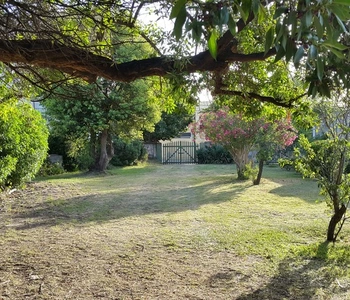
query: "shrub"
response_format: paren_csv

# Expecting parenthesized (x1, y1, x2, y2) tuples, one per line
(48, 135, 79, 171)
(197, 144, 233, 164)
(111, 138, 148, 166)
(37, 159, 65, 177)
(0, 100, 48, 188)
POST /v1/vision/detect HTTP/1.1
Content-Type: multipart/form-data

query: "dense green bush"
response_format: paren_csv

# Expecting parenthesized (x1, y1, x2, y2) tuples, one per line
(111, 138, 148, 166)
(197, 144, 233, 164)
(47, 135, 79, 171)
(37, 159, 65, 176)
(0, 100, 48, 188)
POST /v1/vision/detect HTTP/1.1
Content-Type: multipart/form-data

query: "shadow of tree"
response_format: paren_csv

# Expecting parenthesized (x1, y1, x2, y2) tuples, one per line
(236, 242, 349, 300)
(10, 175, 246, 230)
(268, 178, 320, 203)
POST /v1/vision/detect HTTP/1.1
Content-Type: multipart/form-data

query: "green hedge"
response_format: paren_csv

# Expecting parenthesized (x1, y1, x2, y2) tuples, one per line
(111, 138, 148, 166)
(197, 144, 233, 164)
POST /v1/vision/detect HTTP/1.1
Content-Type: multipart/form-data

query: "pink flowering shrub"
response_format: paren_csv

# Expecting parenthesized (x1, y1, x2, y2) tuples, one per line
(191, 107, 297, 180)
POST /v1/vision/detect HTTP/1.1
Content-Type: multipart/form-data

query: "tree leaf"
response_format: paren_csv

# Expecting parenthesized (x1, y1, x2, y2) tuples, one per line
(333, 0, 350, 5)
(274, 45, 285, 63)
(328, 47, 345, 59)
(288, 11, 298, 36)
(239, 0, 251, 23)
(307, 81, 314, 96)
(264, 27, 274, 55)
(308, 45, 318, 60)
(274, 6, 288, 19)
(314, 16, 324, 38)
(316, 57, 324, 81)
(334, 14, 348, 33)
(170, 0, 186, 19)
(228, 14, 236, 36)
(219, 7, 229, 25)
(319, 82, 331, 98)
(258, 4, 267, 24)
(285, 39, 296, 62)
(303, 10, 313, 28)
(323, 40, 348, 50)
(329, 4, 350, 20)
(293, 46, 304, 67)
(252, 0, 260, 16)
(208, 30, 219, 59)
(173, 6, 186, 40)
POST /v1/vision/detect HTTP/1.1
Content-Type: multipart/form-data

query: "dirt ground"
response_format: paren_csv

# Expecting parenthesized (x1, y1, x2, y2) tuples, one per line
(0, 170, 349, 299)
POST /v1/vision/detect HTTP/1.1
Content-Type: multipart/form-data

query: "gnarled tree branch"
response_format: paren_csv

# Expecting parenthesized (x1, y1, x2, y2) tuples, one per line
(0, 37, 277, 83)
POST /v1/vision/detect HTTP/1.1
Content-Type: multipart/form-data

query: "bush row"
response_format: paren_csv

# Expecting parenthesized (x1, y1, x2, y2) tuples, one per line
(197, 144, 233, 164)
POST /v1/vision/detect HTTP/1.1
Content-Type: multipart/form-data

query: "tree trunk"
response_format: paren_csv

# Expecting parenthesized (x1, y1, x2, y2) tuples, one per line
(253, 159, 264, 185)
(94, 129, 114, 172)
(88, 129, 97, 171)
(327, 204, 347, 242)
(236, 168, 246, 180)
(232, 147, 250, 180)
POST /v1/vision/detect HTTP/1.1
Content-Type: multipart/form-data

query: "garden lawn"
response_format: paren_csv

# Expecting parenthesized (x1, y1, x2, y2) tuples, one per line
(0, 163, 349, 299)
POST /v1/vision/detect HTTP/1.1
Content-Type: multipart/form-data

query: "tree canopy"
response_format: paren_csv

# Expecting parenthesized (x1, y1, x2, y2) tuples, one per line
(0, 1, 349, 107)
(43, 78, 161, 171)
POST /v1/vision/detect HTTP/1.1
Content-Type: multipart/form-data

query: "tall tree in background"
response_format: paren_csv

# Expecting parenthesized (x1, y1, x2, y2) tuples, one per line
(143, 104, 194, 143)
(0, 1, 348, 107)
(43, 79, 161, 172)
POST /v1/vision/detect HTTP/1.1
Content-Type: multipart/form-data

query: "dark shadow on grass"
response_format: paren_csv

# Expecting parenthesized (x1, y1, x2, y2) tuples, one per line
(268, 181, 320, 203)
(236, 242, 349, 300)
(265, 168, 320, 203)
(10, 175, 245, 230)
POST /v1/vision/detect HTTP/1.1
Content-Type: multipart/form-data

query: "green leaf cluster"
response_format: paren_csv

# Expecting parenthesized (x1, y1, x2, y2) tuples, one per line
(0, 99, 48, 188)
(171, 0, 267, 59)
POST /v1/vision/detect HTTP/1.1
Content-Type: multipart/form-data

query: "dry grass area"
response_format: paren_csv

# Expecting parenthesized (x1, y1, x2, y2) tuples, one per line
(0, 163, 349, 299)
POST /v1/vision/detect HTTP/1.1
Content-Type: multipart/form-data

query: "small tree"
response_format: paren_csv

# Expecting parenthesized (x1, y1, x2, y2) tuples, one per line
(192, 107, 297, 181)
(192, 107, 263, 180)
(0, 100, 48, 188)
(290, 96, 350, 242)
(253, 119, 297, 185)
(294, 136, 349, 242)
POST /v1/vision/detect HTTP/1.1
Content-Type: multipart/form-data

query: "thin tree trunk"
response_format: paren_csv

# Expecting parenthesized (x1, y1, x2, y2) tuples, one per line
(253, 159, 264, 185)
(327, 204, 347, 242)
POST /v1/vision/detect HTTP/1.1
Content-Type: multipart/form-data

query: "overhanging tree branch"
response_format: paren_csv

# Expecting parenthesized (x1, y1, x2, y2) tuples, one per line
(0, 38, 277, 83)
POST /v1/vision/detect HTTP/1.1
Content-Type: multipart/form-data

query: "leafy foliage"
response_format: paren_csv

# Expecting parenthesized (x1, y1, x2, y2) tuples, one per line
(37, 160, 65, 177)
(143, 104, 193, 142)
(0, 100, 48, 188)
(196, 144, 233, 164)
(43, 79, 161, 171)
(192, 106, 297, 181)
(171, 0, 350, 98)
(293, 136, 350, 242)
(111, 138, 148, 167)
(0, 1, 349, 104)
(284, 96, 350, 242)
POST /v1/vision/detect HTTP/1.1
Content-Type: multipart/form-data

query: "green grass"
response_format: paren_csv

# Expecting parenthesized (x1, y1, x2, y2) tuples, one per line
(1, 163, 349, 299)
